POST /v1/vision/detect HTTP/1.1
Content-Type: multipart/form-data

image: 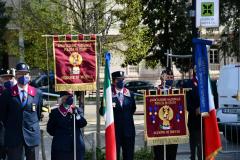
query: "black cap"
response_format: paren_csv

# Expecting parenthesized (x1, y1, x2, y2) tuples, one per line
(0, 68, 15, 77)
(60, 91, 73, 97)
(16, 63, 30, 73)
(111, 71, 125, 79)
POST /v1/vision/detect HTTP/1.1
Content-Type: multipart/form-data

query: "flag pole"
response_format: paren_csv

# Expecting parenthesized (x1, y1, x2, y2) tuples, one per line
(73, 92, 76, 160)
(201, 114, 204, 160)
(198, 25, 204, 160)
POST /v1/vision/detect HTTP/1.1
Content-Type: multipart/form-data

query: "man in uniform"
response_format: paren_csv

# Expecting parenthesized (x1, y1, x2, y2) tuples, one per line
(0, 68, 16, 160)
(110, 71, 136, 160)
(0, 63, 43, 160)
(186, 69, 203, 160)
(0, 68, 16, 93)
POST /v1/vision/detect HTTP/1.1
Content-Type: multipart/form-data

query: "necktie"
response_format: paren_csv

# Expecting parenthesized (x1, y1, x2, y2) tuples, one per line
(118, 92, 123, 106)
(21, 90, 27, 106)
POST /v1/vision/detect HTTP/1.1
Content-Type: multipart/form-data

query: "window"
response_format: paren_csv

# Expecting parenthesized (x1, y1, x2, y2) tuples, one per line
(209, 49, 219, 64)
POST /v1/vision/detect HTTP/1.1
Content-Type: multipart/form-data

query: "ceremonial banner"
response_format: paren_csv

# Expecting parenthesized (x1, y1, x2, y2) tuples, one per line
(53, 36, 97, 91)
(144, 93, 188, 146)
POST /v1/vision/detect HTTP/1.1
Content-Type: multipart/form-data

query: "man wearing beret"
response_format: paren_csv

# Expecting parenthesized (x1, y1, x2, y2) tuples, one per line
(0, 63, 43, 160)
(109, 71, 136, 160)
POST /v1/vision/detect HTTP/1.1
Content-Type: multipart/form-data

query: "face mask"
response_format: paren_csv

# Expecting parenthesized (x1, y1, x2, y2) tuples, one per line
(4, 80, 14, 89)
(63, 103, 71, 109)
(116, 79, 124, 89)
(18, 76, 30, 85)
(66, 96, 73, 105)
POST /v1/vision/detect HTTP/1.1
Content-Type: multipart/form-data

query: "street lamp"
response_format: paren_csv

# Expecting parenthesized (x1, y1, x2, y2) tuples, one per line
(221, 32, 228, 65)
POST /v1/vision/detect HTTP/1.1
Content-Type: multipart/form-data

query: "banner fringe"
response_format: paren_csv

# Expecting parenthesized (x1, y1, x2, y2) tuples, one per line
(146, 135, 189, 146)
(55, 83, 96, 91)
(205, 147, 222, 160)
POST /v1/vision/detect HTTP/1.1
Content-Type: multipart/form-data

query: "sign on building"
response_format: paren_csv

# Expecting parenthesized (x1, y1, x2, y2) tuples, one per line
(196, 0, 219, 28)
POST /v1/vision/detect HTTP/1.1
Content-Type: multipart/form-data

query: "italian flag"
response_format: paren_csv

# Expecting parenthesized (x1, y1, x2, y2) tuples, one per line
(203, 78, 222, 160)
(103, 52, 116, 160)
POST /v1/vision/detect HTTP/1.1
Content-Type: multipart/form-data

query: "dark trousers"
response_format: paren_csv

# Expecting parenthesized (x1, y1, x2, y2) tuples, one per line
(153, 144, 178, 160)
(51, 151, 73, 160)
(189, 129, 203, 160)
(7, 145, 39, 160)
(116, 136, 135, 160)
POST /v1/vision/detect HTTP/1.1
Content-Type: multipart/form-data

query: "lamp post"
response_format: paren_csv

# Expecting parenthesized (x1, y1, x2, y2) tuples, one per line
(221, 32, 228, 65)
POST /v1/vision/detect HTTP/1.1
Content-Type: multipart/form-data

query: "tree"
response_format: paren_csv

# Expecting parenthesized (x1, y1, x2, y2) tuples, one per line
(142, 0, 193, 71)
(116, 0, 193, 72)
(8, 0, 118, 70)
(0, 0, 11, 68)
(113, 0, 152, 67)
(220, 0, 240, 60)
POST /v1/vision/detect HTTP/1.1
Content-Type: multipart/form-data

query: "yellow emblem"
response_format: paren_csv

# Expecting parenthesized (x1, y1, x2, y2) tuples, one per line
(69, 52, 83, 74)
(159, 105, 173, 130)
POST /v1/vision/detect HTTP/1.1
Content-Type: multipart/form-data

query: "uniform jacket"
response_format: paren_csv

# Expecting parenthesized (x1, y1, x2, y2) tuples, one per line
(111, 86, 136, 138)
(0, 84, 43, 147)
(47, 106, 87, 160)
(186, 80, 201, 130)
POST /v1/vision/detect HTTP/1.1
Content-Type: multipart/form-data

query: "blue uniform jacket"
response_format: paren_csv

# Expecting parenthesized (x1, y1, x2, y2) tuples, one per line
(47, 106, 87, 160)
(112, 87, 136, 138)
(0, 84, 43, 147)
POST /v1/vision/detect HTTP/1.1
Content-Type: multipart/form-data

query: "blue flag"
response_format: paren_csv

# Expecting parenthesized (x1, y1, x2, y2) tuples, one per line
(192, 38, 212, 113)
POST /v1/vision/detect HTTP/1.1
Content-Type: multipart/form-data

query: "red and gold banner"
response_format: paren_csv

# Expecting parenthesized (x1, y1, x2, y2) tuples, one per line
(53, 36, 97, 91)
(144, 94, 189, 146)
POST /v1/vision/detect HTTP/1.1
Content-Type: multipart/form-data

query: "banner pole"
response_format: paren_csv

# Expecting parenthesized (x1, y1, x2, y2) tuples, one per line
(73, 92, 77, 160)
(41, 34, 102, 37)
(164, 142, 166, 160)
(201, 114, 204, 160)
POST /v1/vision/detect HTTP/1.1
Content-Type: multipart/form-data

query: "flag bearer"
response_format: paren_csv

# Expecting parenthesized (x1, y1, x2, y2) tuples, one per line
(47, 91, 87, 160)
(110, 71, 136, 160)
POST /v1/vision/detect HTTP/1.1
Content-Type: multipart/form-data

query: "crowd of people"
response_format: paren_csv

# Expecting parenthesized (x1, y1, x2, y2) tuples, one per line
(0, 63, 203, 160)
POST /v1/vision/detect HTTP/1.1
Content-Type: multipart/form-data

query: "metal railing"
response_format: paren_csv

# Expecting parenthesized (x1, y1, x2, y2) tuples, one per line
(218, 122, 240, 153)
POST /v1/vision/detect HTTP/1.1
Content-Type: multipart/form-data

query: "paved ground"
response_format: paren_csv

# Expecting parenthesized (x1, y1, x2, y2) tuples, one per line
(38, 102, 240, 160)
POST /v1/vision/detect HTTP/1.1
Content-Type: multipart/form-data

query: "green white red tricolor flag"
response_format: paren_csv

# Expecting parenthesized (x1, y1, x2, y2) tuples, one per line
(103, 52, 116, 160)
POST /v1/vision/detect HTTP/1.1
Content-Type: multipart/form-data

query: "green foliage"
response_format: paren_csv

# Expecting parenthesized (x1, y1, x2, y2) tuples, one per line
(115, 0, 193, 71)
(84, 147, 154, 160)
(0, 0, 11, 68)
(9, 0, 115, 70)
(141, 0, 193, 71)
(134, 148, 154, 160)
(114, 0, 152, 68)
(7, 0, 71, 70)
(220, 0, 240, 57)
(85, 148, 105, 160)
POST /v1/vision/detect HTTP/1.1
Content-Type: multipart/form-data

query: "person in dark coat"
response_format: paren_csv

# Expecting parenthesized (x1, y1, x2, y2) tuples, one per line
(0, 68, 16, 160)
(47, 91, 87, 160)
(0, 63, 43, 160)
(186, 71, 203, 160)
(153, 69, 178, 160)
(108, 71, 136, 160)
